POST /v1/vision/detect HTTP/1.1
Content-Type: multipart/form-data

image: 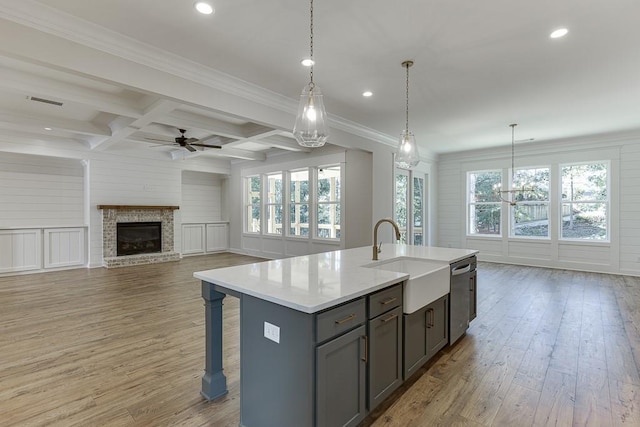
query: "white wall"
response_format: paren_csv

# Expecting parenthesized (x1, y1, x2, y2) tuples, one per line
(437, 132, 640, 276)
(181, 171, 225, 223)
(0, 152, 84, 227)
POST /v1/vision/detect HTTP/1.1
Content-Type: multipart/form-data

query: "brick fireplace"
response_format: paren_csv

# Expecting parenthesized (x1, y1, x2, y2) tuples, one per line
(98, 205, 181, 268)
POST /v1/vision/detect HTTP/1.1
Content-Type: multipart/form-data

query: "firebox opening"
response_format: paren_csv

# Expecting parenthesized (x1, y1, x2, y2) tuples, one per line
(117, 222, 162, 256)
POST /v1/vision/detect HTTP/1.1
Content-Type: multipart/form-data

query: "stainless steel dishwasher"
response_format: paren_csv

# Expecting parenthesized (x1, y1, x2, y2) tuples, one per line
(449, 256, 476, 344)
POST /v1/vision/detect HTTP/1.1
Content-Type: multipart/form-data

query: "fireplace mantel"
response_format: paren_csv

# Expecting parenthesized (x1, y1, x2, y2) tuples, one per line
(98, 205, 179, 210)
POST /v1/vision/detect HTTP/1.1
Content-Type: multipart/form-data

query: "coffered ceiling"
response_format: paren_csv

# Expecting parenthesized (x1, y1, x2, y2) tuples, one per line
(0, 0, 639, 163)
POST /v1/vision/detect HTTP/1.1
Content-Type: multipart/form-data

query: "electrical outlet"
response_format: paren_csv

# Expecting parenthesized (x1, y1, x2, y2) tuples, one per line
(264, 321, 280, 344)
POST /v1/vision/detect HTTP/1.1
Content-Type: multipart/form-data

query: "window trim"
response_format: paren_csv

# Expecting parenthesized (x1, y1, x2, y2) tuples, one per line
(466, 169, 503, 238)
(558, 160, 610, 243)
(508, 166, 551, 240)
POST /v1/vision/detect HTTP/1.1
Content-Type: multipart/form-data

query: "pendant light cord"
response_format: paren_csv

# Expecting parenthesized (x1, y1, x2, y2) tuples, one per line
(309, 0, 314, 87)
(405, 62, 410, 132)
(510, 123, 517, 185)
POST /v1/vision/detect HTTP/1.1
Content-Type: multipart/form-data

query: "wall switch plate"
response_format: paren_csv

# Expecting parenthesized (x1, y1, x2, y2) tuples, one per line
(264, 321, 280, 343)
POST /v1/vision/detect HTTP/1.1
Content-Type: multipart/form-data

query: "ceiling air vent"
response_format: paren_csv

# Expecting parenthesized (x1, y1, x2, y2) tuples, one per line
(28, 96, 63, 107)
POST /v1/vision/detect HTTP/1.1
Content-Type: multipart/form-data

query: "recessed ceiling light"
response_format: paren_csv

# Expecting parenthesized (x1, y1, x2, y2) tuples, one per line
(44, 127, 52, 131)
(301, 58, 314, 67)
(194, 2, 214, 15)
(362, 91, 373, 97)
(550, 28, 568, 39)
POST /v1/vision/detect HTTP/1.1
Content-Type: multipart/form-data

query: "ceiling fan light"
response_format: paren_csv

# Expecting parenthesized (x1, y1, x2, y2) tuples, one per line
(293, 83, 329, 147)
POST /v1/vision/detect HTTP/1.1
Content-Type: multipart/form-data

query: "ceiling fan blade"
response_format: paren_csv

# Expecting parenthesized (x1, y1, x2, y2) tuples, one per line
(144, 137, 174, 142)
(189, 143, 222, 149)
(185, 137, 199, 143)
(185, 144, 197, 152)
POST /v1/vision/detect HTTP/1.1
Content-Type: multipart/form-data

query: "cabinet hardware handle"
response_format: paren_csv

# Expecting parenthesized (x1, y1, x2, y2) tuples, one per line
(380, 297, 397, 305)
(362, 335, 368, 363)
(335, 313, 356, 325)
(426, 308, 434, 328)
(381, 313, 398, 323)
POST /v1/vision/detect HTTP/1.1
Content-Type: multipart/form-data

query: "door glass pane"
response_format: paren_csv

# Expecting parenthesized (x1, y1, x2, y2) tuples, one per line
(413, 177, 424, 245)
(395, 173, 408, 243)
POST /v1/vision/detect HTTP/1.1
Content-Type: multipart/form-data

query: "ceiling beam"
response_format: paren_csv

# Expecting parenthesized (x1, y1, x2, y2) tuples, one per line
(255, 135, 310, 152)
(0, 109, 111, 136)
(91, 99, 180, 151)
(0, 64, 142, 118)
(171, 146, 266, 161)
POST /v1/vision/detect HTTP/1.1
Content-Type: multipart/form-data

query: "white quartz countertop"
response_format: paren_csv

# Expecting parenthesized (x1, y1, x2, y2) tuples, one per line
(194, 244, 478, 314)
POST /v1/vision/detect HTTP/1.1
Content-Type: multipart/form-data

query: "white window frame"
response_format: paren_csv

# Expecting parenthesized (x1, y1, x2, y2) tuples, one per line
(559, 161, 610, 242)
(509, 166, 551, 239)
(244, 175, 261, 234)
(315, 165, 341, 240)
(287, 168, 311, 238)
(467, 170, 502, 237)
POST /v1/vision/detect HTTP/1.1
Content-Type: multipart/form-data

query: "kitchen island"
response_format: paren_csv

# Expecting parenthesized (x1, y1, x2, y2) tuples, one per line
(194, 244, 477, 427)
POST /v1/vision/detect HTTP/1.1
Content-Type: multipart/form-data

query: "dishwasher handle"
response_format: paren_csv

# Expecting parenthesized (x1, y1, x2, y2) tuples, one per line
(451, 264, 471, 276)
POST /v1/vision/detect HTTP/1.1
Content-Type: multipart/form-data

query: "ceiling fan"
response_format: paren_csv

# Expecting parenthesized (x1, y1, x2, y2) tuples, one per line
(145, 128, 222, 152)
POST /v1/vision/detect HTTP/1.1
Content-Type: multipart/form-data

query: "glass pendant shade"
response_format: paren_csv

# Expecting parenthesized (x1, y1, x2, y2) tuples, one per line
(395, 130, 420, 169)
(293, 83, 329, 147)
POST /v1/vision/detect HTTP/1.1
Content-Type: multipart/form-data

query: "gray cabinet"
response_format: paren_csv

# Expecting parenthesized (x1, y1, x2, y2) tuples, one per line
(403, 294, 449, 379)
(368, 284, 403, 411)
(316, 298, 367, 427)
(426, 295, 449, 359)
(317, 325, 367, 427)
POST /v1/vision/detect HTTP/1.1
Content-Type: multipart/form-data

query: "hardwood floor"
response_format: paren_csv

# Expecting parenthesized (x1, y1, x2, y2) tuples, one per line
(1, 255, 640, 426)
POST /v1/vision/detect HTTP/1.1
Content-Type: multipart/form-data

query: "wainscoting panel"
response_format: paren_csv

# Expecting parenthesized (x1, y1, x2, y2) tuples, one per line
(182, 224, 206, 255)
(43, 228, 85, 269)
(0, 229, 41, 273)
(206, 224, 228, 252)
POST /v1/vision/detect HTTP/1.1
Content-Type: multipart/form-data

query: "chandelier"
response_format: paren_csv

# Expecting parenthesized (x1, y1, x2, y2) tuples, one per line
(495, 123, 537, 206)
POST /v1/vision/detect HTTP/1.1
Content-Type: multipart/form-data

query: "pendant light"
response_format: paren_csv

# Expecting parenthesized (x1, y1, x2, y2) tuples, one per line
(495, 123, 537, 206)
(395, 60, 420, 169)
(293, 0, 329, 147)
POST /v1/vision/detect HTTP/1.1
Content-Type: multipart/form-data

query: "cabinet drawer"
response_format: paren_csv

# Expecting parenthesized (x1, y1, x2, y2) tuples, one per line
(369, 283, 403, 319)
(317, 298, 366, 343)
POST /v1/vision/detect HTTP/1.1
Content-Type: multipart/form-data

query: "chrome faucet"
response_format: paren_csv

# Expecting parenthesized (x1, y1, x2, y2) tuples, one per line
(372, 218, 401, 260)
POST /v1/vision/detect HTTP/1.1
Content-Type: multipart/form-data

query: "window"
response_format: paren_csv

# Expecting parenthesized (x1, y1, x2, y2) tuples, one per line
(560, 162, 608, 240)
(265, 173, 283, 235)
(467, 171, 502, 236)
(317, 166, 341, 239)
(394, 170, 427, 245)
(511, 167, 550, 238)
(289, 169, 310, 237)
(245, 176, 261, 233)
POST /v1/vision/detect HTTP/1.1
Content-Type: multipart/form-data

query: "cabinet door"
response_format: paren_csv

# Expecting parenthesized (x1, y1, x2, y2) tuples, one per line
(426, 295, 449, 360)
(206, 223, 228, 252)
(182, 224, 205, 254)
(469, 270, 477, 321)
(316, 325, 367, 427)
(369, 306, 403, 410)
(403, 306, 428, 380)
